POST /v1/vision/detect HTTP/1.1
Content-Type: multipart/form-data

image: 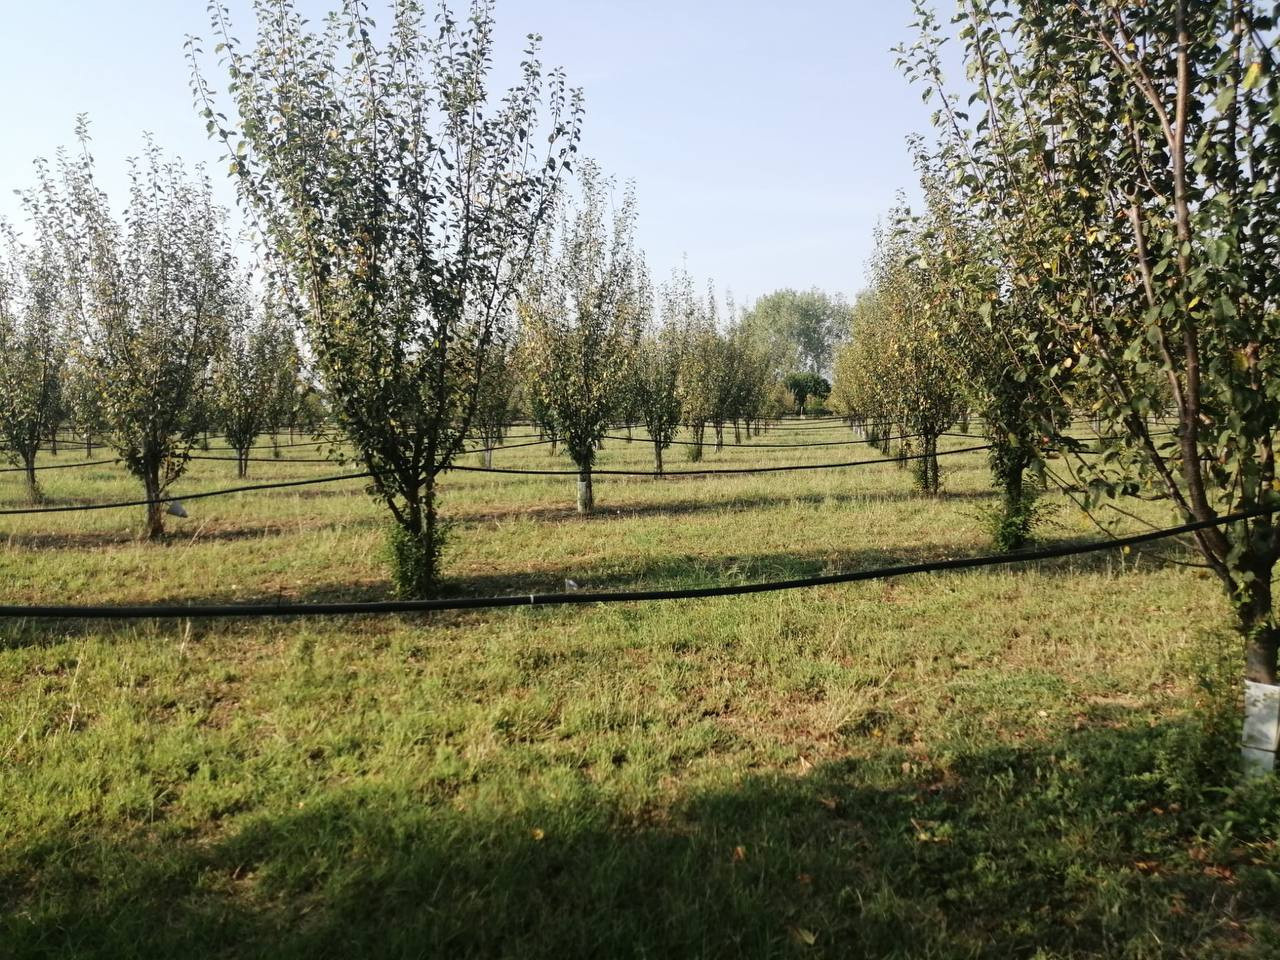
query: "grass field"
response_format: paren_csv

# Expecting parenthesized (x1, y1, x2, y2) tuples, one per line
(2, 422, 1278, 959)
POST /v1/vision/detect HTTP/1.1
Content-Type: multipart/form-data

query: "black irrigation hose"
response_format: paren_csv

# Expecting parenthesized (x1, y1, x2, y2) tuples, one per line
(0, 444, 993, 515)
(187, 436, 556, 465)
(0, 471, 374, 515)
(447, 444, 993, 478)
(4, 504, 1274, 621)
(603, 433, 902, 450)
(0, 458, 120, 474)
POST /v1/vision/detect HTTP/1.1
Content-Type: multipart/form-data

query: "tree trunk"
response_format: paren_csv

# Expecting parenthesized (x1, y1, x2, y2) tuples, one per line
(23, 453, 39, 502)
(237, 448, 249, 479)
(689, 422, 705, 462)
(84, 434, 94, 458)
(143, 463, 165, 540)
(577, 467, 594, 514)
(484, 446, 494, 469)
(626, 424, 632, 442)
(49, 432, 58, 456)
(1238, 570, 1278, 685)
(733, 420, 742, 444)
(714, 422, 724, 453)
(653, 442, 664, 476)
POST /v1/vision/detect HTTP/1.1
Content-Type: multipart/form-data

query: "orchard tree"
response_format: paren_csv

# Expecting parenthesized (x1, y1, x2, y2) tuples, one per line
(48, 130, 231, 538)
(62, 357, 105, 459)
(520, 163, 640, 513)
(193, 0, 582, 595)
(904, 0, 1280, 765)
(473, 340, 518, 468)
(870, 211, 962, 493)
(629, 270, 683, 474)
(832, 291, 897, 455)
(0, 214, 65, 499)
(674, 275, 722, 462)
(214, 285, 295, 477)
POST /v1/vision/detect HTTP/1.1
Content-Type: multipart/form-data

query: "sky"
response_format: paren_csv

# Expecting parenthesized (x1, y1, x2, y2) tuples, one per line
(0, 0, 939, 305)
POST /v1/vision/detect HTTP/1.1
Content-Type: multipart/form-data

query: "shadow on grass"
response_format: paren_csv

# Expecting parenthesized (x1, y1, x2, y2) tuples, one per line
(454, 488, 998, 526)
(4, 709, 1277, 959)
(0, 517, 380, 551)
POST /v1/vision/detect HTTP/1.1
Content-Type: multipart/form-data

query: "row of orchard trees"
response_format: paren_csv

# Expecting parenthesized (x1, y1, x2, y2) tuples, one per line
(834, 0, 1280, 762)
(0, 135, 317, 529)
(517, 168, 779, 511)
(2, 0, 792, 592)
(830, 210, 963, 497)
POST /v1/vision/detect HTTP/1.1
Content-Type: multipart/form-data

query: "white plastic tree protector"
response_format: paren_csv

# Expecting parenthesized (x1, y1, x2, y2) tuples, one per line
(1242, 680, 1280, 775)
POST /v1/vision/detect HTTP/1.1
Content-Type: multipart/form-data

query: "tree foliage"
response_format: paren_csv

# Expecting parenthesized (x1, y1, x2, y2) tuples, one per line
(902, 0, 1280, 684)
(194, 0, 582, 594)
(742, 287, 851, 376)
(46, 130, 232, 538)
(214, 284, 297, 477)
(519, 163, 640, 512)
(0, 208, 65, 499)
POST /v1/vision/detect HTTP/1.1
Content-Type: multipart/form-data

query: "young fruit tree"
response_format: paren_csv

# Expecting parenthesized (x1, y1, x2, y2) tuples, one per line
(872, 213, 962, 494)
(0, 212, 65, 500)
(214, 284, 295, 478)
(47, 131, 232, 538)
(519, 163, 641, 512)
(62, 357, 105, 459)
(473, 340, 518, 468)
(193, 0, 582, 595)
(631, 271, 682, 474)
(906, 0, 1280, 768)
(674, 275, 722, 462)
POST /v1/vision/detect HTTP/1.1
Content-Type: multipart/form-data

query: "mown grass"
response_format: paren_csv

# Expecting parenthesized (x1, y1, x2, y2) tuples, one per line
(1, 422, 1278, 958)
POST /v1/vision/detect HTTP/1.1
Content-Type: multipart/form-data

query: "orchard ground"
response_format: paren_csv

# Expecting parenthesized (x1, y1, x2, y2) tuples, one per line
(2, 422, 1278, 959)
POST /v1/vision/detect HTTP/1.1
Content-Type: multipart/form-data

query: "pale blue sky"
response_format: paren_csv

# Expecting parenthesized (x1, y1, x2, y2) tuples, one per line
(1, 0, 935, 302)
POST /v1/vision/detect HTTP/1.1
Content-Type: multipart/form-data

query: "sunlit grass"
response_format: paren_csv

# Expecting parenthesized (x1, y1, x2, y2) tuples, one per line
(1, 422, 1277, 958)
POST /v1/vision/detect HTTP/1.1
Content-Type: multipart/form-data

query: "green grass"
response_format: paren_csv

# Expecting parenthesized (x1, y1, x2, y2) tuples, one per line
(2, 424, 1278, 958)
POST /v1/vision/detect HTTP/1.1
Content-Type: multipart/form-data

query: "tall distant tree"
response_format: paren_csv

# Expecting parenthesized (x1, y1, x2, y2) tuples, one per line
(520, 163, 641, 513)
(742, 287, 852, 376)
(0, 212, 65, 499)
(193, 0, 582, 595)
(47, 129, 232, 538)
(783, 371, 831, 417)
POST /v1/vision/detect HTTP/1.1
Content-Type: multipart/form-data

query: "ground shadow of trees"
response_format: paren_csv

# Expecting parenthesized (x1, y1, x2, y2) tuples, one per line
(5, 709, 1278, 959)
